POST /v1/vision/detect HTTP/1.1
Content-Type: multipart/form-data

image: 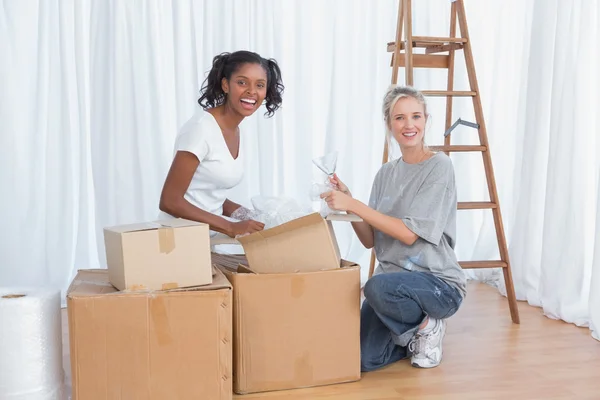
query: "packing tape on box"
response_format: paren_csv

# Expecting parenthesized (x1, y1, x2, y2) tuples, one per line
(150, 296, 172, 345)
(146, 222, 176, 254)
(0, 288, 65, 400)
(157, 226, 175, 253)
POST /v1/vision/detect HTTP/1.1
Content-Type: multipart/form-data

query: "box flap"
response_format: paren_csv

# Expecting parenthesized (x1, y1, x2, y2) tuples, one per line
(169, 267, 231, 292)
(67, 269, 118, 296)
(104, 218, 203, 234)
(235, 213, 340, 274)
(67, 268, 230, 298)
(210, 214, 361, 247)
(236, 212, 323, 244)
(214, 254, 357, 276)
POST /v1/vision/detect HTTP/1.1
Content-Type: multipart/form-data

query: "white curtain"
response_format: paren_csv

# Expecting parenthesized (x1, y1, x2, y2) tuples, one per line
(0, 0, 397, 296)
(506, 0, 600, 339)
(0, 0, 98, 294)
(1, 0, 599, 340)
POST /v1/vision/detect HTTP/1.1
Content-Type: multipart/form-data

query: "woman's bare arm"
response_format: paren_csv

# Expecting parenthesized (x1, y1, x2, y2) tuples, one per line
(159, 151, 234, 235)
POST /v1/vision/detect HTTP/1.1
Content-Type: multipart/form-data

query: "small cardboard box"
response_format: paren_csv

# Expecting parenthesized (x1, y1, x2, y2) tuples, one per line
(66, 268, 232, 400)
(236, 212, 341, 273)
(213, 254, 361, 394)
(104, 218, 212, 291)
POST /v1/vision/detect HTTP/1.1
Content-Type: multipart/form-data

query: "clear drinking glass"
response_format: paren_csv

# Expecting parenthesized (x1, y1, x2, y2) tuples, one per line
(311, 151, 341, 216)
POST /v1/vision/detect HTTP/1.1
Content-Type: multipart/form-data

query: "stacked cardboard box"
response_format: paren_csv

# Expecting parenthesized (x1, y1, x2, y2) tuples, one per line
(67, 219, 231, 399)
(66, 213, 362, 399)
(103, 219, 213, 290)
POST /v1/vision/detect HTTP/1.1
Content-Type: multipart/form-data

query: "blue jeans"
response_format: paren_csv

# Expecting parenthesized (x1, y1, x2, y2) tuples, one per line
(360, 271, 463, 372)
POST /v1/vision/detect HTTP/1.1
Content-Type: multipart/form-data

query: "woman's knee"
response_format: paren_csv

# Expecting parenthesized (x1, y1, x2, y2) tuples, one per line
(364, 273, 413, 306)
(363, 274, 388, 306)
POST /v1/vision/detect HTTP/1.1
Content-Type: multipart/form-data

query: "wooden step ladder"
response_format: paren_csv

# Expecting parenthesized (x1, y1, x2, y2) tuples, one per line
(369, 0, 520, 324)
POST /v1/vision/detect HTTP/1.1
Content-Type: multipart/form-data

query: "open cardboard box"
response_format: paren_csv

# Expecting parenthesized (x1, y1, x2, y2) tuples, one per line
(212, 253, 361, 394)
(210, 212, 362, 274)
(213, 212, 347, 274)
(210, 212, 362, 246)
(104, 218, 212, 291)
(67, 268, 232, 400)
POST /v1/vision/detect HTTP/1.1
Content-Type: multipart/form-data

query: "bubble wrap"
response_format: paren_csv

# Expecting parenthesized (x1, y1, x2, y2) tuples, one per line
(0, 289, 65, 399)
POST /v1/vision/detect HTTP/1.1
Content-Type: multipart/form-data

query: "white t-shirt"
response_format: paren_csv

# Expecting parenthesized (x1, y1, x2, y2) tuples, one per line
(159, 107, 244, 222)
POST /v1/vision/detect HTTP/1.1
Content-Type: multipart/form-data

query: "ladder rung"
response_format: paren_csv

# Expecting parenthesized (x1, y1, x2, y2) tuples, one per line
(387, 37, 467, 52)
(412, 36, 467, 44)
(425, 43, 464, 54)
(429, 145, 486, 152)
(389, 42, 428, 51)
(422, 90, 476, 97)
(388, 42, 463, 52)
(392, 54, 449, 69)
(460, 260, 508, 269)
(458, 202, 498, 210)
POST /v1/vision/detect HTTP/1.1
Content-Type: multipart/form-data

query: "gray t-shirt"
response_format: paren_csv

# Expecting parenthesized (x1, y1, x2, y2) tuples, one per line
(369, 152, 467, 298)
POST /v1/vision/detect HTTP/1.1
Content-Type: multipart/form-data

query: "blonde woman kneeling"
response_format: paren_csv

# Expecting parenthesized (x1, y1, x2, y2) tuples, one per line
(321, 86, 466, 370)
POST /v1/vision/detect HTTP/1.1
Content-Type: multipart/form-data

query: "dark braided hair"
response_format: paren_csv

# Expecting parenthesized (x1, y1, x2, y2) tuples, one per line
(198, 51, 284, 118)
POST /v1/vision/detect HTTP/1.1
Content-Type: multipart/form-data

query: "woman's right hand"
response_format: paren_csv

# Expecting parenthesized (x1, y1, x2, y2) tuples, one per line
(330, 173, 352, 197)
(228, 220, 265, 238)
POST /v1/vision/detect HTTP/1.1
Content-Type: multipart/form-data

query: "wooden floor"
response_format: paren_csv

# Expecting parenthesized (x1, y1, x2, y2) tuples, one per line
(62, 282, 600, 399)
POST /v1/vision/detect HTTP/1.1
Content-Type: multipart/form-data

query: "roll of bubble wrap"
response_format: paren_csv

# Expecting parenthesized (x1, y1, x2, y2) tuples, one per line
(0, 288, 65, 399)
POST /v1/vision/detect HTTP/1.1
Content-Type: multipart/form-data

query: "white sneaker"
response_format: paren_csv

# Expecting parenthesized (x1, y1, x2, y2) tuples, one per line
(408, 318, 446, 368)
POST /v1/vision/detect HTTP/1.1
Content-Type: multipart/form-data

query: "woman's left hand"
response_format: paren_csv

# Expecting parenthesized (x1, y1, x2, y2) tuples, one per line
(320, 190, 355, 212)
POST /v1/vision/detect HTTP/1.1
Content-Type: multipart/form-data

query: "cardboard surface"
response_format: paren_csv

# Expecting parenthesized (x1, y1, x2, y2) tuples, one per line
(67, 268, 232, 400)
(104, 218, 212, 291)
(213, 255, 361, 394)
(236, 213, 341, 273)
(210, 214, 361, 247)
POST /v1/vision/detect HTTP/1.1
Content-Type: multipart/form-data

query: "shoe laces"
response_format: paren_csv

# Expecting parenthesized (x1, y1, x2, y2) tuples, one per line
(408, 332, 431, 354)
(409, 326, 436, 356)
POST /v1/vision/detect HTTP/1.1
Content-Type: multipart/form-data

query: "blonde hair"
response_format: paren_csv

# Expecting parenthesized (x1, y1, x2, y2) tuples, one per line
(382, 85, 430, 156)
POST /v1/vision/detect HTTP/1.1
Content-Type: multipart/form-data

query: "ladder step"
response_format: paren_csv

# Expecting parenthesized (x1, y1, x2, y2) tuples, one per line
(460, 260, 508, 269)
(422, 90, 476, 96)
(388, 42, 462, 51)
(391, 54, 449, 69)
(458, 202, 498, 210)
(425, 43, 464, 54)
(429, 145, 486, 152)
(412, 36, 468, 44)
(387, 37, 467, 52)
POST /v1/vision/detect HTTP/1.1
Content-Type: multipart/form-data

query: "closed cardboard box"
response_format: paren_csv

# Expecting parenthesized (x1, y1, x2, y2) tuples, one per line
(104, 218, 212, 291)
(213, 254, 361, 394)
(67, 268, 232, 400)
(236, 212, 342, 273)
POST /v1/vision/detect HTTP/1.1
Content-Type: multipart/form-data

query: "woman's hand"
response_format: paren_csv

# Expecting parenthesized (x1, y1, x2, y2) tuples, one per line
(329, 174, 352, 197)
(228, 220, 265, 238)
(320, 190, 356, 212)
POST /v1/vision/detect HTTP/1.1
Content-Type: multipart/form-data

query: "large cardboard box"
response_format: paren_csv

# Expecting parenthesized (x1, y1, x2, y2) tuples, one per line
(236, 212, 342, 273)
(67, 268, 232, 400)
(104, 218, 212, 291)
(213, 254, 361, 394)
